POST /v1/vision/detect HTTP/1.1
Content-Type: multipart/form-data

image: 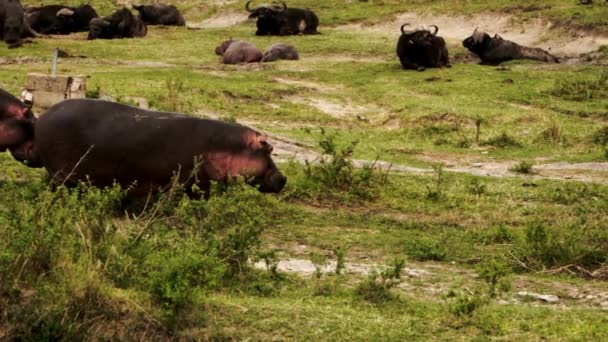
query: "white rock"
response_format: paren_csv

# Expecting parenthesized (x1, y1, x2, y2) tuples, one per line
(517, 291, 559, 303)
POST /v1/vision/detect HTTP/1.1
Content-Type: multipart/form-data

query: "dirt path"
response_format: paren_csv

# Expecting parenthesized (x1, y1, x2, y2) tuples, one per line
(261, 131, 608, 183)
(253, 258, 608, 310)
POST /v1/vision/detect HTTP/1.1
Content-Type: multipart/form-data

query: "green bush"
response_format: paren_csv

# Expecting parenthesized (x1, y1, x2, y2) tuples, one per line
(0, 177, 278, 337)
(405, 236, 447, 261)
(510, 161, 535, 174)
(482, 133, 522, 148)
(550, 71, 608, 101)
(287, 129, 389, 201)
(355, 259, 404, 304)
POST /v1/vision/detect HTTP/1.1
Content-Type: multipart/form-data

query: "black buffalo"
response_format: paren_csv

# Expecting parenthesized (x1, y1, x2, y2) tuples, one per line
(88, 8, 147, 40)
(1, 0, 40, 48)
(0, 88, 40, 166)
(462, 29, 559, 65)
(25, 4, 98, 35)
(261, 43, 299, 62)
(245, 1, 319, 36)
(133, 3, 185, 26)
(215, 39, 263, 64)
(31, 99, 286, 196)
(396, 24, 450, 71)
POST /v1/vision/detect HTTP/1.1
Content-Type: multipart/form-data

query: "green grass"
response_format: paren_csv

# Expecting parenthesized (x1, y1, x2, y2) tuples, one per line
(2, 2, 608, 340)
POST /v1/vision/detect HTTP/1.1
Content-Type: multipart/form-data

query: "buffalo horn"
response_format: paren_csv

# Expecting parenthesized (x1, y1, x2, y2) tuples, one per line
(245, 0, 256, 12)
(56, 8, 75, 16)
(90, 18, 110, 27)
(429, 25, 438, 36)
(273, 1, 287, 12)
(400, 23, 414, 35)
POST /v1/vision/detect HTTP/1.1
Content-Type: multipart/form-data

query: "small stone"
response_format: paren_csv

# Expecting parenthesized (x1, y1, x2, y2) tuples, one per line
(472, 163, 483, 167)
(481, 151, 489, 155)
(517, 291, 559, 303)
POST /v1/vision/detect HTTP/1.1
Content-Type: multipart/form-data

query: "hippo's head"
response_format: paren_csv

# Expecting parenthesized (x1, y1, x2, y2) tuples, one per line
(215, 38, 234, 55)
(0, 88, 41, 167)
(3, 16, 24, 48)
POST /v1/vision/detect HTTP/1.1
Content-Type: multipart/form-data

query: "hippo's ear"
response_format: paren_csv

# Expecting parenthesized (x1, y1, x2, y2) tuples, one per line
(257, 134, 273, 153)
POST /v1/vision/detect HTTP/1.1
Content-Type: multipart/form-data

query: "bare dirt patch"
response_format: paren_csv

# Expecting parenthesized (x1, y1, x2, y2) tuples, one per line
(273, 77, 340, 92)
(186, 10, 248, 29)
(286, 95, 389, 123)
(337, 12, 608, 56)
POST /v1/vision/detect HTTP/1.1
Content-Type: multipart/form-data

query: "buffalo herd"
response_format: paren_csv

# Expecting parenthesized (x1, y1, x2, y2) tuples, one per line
(0, 1, 584, 196)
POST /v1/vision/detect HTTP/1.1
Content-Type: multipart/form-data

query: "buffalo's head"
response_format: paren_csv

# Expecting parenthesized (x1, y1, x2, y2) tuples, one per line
(87, 17, 109, 39)
(3, 16, 24, 48)
(0, 88, 41, 166)
(462, 28, 490, 50)
(400, 23, 439, 44)
(245, 1, 286, 19)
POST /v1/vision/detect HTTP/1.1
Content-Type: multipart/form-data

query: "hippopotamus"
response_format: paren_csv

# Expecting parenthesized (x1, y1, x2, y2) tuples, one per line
(0, 88, 40, 166)
(0, 89, 286, 196)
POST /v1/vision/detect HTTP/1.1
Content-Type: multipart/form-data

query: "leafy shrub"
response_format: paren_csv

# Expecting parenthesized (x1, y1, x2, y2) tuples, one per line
(511, 221, 607, 273)
(466, 177, 487, 196)
(510, 161, 535, 174)
(591, 126, 608, 146)
(406, 236, 447, 261)
(550, 71, 608, 101)
(482, 133, 522, 148)
(476, 257, 512, 298)
(355, 259, 404, 304)
(447, 292, 486, 318)
(288, 129, 389, 200)
(0, 176, 278, 337)
(426, 163, 445, 201)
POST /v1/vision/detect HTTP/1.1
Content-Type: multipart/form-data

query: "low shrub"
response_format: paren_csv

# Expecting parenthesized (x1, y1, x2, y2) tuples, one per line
(482, 133, 522, 148)
(550, 71, 608, 101)
(355, 259, 404, 304)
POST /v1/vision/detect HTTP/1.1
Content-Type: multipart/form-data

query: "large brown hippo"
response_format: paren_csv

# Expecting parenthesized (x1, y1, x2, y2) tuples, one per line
(0, 89, 286, 196)
(0, 88, 40, 166)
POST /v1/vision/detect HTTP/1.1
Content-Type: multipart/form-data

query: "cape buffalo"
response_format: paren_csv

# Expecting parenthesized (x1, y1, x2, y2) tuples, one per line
(88, 8, 146, 40)
(1, 0, 41, 48)
(261, 43, 299, 62)
(215, 39, 263, 64)
(245, 1, 319, 36)
(25, 4, 98, 34)
(0, 88, 40, 166)
(29, 99, 286, 196)
(133, 3, 185, 26)
(462, 29, 559, 65)
(396, 24, 450, 71)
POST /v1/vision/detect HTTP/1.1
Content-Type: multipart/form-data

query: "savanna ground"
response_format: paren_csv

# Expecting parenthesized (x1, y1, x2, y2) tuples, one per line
(1, 0, 608, 340)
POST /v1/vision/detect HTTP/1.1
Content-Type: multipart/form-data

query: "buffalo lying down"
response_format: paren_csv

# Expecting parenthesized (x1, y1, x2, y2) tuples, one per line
(396, 24, 450, 71)
(463, 29, 559, 65)
(88, 7, 146, 40)
(261, 43, 299, 62)
(0, 89, 287, 196)
(246, 1, 319, 36)
(25, 4, 98, 35)
(1, 0, 41, 48)
(133, 3, 185, 26)
(215, 39, 263, 64)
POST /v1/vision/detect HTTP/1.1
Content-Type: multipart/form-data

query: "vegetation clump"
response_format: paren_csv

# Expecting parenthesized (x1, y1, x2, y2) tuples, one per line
(550, 71, 608, 101)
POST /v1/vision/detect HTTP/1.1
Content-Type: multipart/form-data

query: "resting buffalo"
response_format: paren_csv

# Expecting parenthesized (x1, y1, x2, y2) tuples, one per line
(215, 39, 262, 64)
(88, 8, 146, 40)
(25, 4, 97, 34)
(1, 0, 40, 48)
(462, 29, 559, 65)
(396, 24, 450, 71)
(133, 4, 185, 26)
(0, 88, 40, 166)
(245, 1, 319, 36)
(261, 43, 299, 62)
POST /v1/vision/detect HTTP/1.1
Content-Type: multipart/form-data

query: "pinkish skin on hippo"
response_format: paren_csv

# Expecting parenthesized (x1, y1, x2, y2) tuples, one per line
(215, 38, 263, 64)
(0, 88, 42, 167)
(33, 99, 286, 197)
